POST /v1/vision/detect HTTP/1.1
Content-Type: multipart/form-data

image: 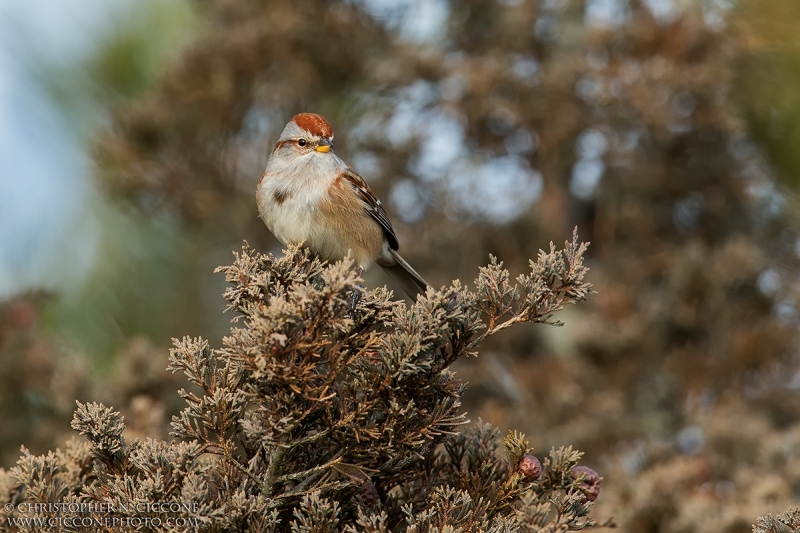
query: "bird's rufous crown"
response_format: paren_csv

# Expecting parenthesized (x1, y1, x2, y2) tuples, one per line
(292, 113, 333, 138)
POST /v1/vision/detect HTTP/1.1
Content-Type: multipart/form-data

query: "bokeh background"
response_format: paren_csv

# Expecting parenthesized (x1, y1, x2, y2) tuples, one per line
(3, 0, 800, 530)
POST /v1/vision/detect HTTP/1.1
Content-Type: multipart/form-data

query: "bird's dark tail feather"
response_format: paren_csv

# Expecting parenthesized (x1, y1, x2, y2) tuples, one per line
(381, 249, 430, 299)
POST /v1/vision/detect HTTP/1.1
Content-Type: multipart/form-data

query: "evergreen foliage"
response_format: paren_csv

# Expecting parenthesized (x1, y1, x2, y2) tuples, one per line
(0, 233, 609, 531)
(753, 508, 800, 533)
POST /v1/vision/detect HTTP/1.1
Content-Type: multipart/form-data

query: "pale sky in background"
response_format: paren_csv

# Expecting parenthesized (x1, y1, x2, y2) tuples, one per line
(0, 0, 135, 297)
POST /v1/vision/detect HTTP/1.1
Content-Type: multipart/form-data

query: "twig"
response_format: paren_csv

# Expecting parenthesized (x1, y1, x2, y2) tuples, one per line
(276, 451, 344, 483)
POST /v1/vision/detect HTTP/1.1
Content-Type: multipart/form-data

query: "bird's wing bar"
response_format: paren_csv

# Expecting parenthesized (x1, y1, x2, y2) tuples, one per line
(342, 169, 399, 251)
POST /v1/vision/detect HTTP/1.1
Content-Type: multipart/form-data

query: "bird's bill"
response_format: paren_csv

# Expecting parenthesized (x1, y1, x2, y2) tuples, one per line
(316, 138, 333, 153)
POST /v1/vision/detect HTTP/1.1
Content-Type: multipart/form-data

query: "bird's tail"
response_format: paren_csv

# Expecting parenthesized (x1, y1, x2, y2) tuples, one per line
(380, 249, 430, 299)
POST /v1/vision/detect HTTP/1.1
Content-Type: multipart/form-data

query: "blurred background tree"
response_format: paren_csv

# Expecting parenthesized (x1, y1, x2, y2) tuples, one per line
(3, 0, 800, 530)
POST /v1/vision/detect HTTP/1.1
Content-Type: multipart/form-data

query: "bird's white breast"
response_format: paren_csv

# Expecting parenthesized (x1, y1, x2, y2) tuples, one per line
(257, 151, 346, 246)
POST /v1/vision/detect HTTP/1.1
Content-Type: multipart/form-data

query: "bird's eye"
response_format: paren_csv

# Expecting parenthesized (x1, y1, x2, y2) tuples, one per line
(297, 139, 307, 147)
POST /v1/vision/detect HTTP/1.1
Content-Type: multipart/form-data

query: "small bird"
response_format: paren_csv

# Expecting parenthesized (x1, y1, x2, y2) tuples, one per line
(257, 113, 430, 299)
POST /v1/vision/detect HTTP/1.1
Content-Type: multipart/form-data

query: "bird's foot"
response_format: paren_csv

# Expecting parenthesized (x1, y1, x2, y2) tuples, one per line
(349, 285, 364, 318)
(348, 266, 365, 318)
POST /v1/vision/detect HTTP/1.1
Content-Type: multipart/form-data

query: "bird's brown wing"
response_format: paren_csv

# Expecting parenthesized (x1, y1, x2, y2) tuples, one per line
(341, 168, 399, 251)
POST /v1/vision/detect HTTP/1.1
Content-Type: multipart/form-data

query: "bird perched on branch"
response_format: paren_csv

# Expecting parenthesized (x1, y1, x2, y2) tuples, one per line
(257, 113, 430, 299)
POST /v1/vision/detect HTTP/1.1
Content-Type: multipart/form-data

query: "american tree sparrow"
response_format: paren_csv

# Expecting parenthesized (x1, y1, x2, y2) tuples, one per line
(257, 113, 430, 298)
